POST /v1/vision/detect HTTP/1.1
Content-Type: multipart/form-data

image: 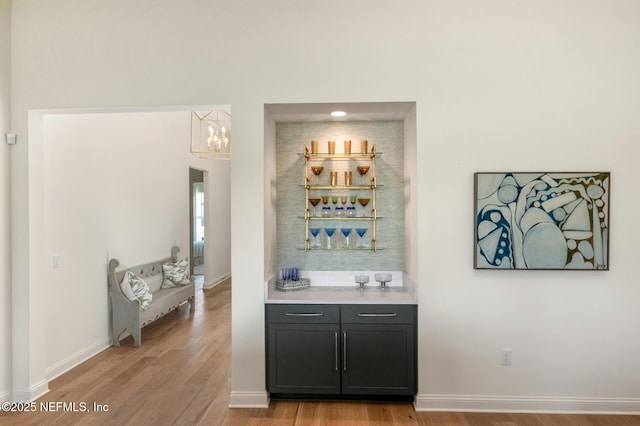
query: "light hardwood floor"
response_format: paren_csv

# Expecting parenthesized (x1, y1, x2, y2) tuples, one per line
(2, 279, 639, 425)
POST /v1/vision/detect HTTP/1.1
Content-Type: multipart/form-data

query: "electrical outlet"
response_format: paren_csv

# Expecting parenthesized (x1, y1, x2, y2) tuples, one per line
(500, 348, 512, 366)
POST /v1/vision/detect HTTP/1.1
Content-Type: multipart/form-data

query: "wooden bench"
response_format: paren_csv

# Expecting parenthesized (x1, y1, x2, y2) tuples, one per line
(107, 246, 195, 347)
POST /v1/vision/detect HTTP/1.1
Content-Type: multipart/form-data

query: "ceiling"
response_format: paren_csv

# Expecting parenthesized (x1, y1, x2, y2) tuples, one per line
(265, 102, 415, 122)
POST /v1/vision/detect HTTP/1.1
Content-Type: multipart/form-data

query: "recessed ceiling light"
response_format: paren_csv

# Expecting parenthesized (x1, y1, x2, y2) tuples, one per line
(330, 111, 347, 117)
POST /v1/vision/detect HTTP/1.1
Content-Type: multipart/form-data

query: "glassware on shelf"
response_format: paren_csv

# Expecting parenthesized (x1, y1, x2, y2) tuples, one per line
(344, 171, 352, 186)
(330, 171, 338, 186)
(357, 198, 370, 217)
(360, 140, 368, 153)
(346, 206, 356, 217)
(328, 140, 335, 154)
(350, 195, 357, 206)
(321, 195, 331, 217)
(311, 140, 319, 154)
(340, 228, 353, 249)
(344, 140, 351, 154)
(309, 228, 321, 249)
(333, 196, 346, 218)
(331, 195, 341, 217)
(311, 166, 324, 184)
(324, 227, 337, 249)
(355, 228, 368, 248)
(308, 198, 320, 217)
(357, 165, 370, 184)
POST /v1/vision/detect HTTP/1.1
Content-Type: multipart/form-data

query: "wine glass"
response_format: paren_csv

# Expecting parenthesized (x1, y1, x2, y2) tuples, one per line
(331, 195, 339, 216)
(324, 228, 337, 249)
(321, 195, 331, 217)
(311, 166, 324, 184)
(347, 195, 357, 217)
(357, 198, 370, 217)
(309, 228, 321, 249)
(308, 198, 320, 217)
(357, 165, 370, 184)
(355, 228, 367, 248)
(340, 228, 353, 249)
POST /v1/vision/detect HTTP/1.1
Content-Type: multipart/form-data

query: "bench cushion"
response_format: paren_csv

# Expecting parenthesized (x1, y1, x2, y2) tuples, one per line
(121, 270, 153, 310)
(162, 258, 191, 288)
(139, 285, 194, 326)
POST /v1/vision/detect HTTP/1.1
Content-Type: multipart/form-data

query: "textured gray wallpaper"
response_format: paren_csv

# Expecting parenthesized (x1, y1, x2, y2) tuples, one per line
(276, 121, 405, 271)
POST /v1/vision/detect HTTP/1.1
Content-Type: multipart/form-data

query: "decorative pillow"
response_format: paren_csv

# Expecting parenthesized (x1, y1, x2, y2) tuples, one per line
(120, 270, 152, 310)
(162, 258, 191, 288)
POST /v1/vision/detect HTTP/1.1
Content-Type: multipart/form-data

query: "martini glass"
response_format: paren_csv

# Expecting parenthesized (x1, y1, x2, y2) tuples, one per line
(309, 228, 321, 249)
(308, 198, 320, 217)
(357, 198, 370, 217)
(357, 165, 370, 184)
(311, 166, 324, 184)
(340, 228, 353, 249)
(355, 228, 367, 248)
(324, 228, 337, 249)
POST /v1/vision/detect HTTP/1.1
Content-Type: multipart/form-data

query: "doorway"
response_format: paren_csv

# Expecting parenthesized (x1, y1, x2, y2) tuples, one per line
(190, 168, 205, 281)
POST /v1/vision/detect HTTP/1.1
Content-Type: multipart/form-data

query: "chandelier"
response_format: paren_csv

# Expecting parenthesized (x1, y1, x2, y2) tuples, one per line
(190, 110, 231, 160)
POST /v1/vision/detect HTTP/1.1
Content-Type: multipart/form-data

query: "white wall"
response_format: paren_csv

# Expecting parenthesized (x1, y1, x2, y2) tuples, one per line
(204, 158, 231, 288)
(7, 0, 640, 412)
(0, 0, 11, 402)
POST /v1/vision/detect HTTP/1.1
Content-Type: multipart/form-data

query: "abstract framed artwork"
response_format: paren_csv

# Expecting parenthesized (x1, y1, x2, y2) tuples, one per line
(474, 172, 610, 270)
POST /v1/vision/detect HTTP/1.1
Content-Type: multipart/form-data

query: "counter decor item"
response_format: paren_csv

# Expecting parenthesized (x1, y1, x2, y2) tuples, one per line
(275, 278, 310, 291)
(354, 275, 370, 288)
(276, 267, 310, 291)
(374, 273, 392, 287)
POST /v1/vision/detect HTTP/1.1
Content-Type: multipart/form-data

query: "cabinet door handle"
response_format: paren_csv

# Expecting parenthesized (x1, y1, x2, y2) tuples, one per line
(334, 332, 339, 372)
(357, 313, 397, 317)
(285, 312, 324, 317)
(343, 332, 347, 372)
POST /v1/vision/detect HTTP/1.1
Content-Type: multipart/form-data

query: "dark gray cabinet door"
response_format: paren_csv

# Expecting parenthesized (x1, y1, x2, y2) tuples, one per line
(341, 323, 415, 395)
(268, 323, 341, 394)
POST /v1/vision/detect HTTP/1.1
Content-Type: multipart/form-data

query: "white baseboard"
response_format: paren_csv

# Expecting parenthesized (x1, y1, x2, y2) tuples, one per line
(228, 390, 269, 408)
(415, 394, 640, 414)
(204, 273, 231, 290)
(12, 379, 49, 402)
(44, 338, 110, 382)
(0, 387, 11, 403)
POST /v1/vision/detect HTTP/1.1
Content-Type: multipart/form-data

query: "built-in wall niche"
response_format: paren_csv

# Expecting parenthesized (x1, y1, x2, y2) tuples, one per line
(266, 102, 417, 274)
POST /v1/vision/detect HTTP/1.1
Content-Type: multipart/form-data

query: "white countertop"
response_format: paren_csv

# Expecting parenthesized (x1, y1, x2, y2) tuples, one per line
(264, 271, 418, 305)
